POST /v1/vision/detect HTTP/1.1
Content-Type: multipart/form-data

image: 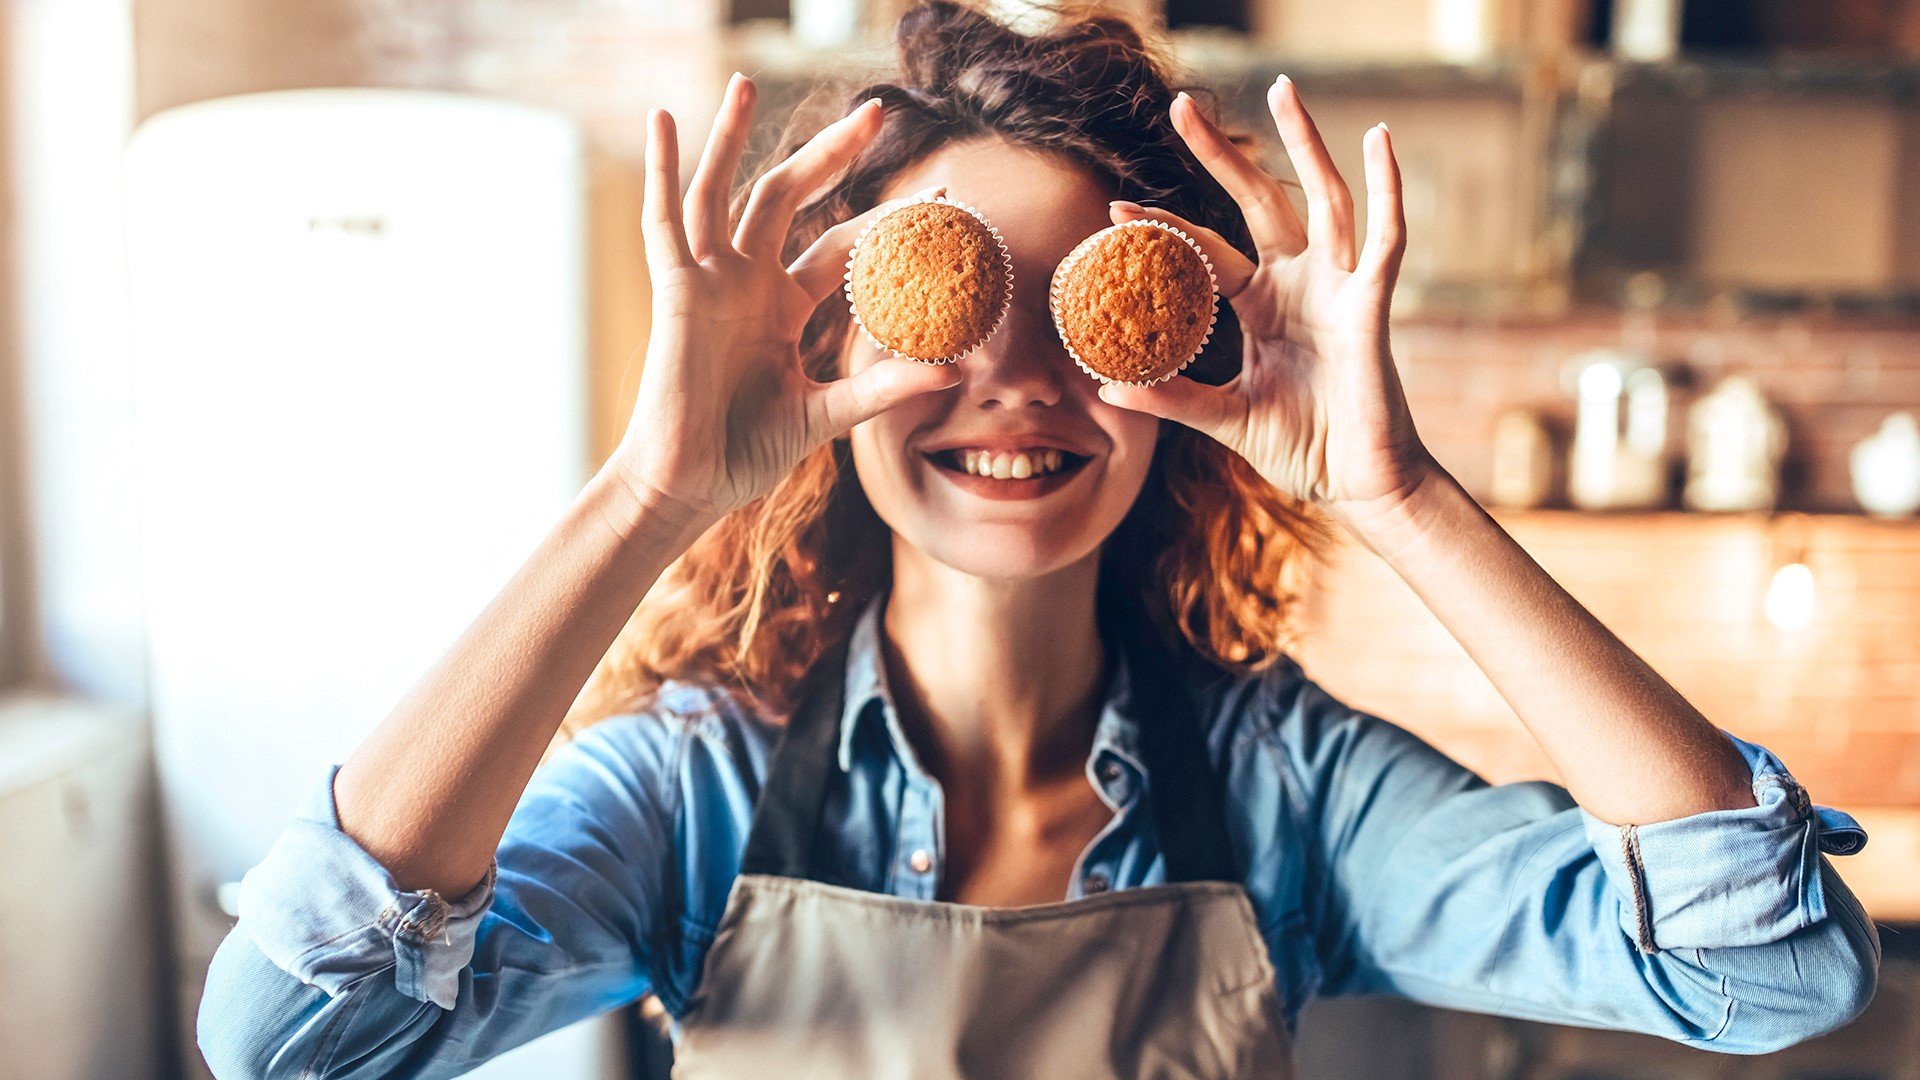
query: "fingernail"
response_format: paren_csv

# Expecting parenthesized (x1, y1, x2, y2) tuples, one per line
(1174, 90, 1191, 104)
(1110, 199, 1146, 214)
(865, 97, 884, 111)
(1274, 74, 1293, 88)
(1377, 121, 1390, 132)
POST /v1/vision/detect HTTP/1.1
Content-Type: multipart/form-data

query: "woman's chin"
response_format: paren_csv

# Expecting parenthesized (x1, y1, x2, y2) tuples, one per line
(900, 527, 1099, 583)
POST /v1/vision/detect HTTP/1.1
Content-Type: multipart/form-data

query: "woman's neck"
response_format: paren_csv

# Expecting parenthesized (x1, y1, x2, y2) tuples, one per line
(881, 541, 1110, 793)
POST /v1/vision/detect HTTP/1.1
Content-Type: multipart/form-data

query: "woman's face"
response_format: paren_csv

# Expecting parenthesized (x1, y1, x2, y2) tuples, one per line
(840, 137, 1160, 581)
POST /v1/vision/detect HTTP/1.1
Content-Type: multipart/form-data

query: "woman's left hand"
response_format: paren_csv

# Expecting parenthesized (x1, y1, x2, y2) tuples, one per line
(1098, 77, 1436, 532)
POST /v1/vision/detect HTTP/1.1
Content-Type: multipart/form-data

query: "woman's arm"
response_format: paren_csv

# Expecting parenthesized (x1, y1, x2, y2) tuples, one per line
(1103, 78, 1748, 825)
(1119, 76, 1878, 1050)
(198, 75, 966, 1076)
(331, 468, 702, 898)
(1332, 466, 1753, 824)
(330, 78, 960, 901)
(1247, 669, 1879, 1054)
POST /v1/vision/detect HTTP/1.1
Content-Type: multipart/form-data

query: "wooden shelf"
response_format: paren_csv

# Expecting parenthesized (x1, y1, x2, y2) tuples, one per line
(721, 16, 1920, 319)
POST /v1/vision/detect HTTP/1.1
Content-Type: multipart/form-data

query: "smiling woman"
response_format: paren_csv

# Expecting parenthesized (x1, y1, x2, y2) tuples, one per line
(569, 13, 1324, 726)
(195, 2, 1879, 1077)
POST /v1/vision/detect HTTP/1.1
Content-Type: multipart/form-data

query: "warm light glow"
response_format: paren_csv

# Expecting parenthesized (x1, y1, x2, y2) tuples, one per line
(1764, 561, 1816, 631)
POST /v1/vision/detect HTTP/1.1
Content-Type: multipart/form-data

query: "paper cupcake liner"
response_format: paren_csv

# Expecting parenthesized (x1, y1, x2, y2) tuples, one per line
(1048, 218, 1219, 387)
(842, 192, 1015, 366)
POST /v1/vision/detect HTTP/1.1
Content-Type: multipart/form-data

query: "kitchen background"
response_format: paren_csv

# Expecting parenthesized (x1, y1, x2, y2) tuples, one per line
(3, 0, 1919, 1077)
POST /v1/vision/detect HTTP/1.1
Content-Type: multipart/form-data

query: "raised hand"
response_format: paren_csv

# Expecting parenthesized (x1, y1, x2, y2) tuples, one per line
(1098, 76, 1436, 529)
(610, 74, 964, 532)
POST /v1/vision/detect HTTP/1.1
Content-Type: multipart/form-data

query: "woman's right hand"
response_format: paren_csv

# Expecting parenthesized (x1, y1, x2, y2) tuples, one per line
(609, 74, 964, 534)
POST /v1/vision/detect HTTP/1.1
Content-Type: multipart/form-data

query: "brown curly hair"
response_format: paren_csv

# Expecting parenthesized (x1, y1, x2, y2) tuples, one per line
(565, 0, 1327, 730)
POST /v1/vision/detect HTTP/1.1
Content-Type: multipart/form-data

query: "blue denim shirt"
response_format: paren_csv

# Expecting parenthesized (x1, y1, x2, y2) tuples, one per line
(198, 588, 1881, 1079)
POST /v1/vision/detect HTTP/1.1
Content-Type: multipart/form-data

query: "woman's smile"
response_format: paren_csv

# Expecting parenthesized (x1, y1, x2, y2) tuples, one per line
(916, 426, 1100, 502)
(919, 445, 1094, 500)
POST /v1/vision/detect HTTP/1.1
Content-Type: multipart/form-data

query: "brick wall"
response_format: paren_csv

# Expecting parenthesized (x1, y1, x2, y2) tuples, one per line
(1292, 508, 1920, 919)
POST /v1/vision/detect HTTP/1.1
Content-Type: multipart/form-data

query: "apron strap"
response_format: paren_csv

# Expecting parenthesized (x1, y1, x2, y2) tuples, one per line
(1104, 578, 1239, 885)
(737, 627, 853, 880)
(738, 582, 1239, 885)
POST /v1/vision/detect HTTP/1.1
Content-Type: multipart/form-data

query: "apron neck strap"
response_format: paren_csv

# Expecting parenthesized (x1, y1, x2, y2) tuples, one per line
(739, 581, 1239, 885)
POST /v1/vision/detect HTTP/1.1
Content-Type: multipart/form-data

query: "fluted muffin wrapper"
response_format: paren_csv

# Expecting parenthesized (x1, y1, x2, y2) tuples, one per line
(843, 192, 1014, 366)
(1048, 218, 1219, 387)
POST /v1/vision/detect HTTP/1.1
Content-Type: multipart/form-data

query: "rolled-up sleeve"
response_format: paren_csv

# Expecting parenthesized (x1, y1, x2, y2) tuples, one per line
(1580, 731, 1868, 954)
(1281, 675, 1881, 1056)
(197, 715, 681, 1079)
(234, 767, 498, 1010)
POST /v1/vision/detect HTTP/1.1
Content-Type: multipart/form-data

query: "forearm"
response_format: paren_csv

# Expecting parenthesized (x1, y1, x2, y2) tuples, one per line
(333, 465, 715, 897)
(1334, 465, 1754, 824)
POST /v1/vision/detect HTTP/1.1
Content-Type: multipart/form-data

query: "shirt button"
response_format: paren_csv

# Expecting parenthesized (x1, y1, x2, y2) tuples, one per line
(1098, 760, 1124, 786)
(1083, 870, 1111, 895)
(909, 848, 934, 874)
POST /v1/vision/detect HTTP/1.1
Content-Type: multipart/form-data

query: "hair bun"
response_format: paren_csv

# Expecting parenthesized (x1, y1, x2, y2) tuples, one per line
(896, 0, 1019, 93)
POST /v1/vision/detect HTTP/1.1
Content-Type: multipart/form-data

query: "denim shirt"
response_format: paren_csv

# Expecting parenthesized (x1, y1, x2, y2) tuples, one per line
(198, 588, 1881, 1079)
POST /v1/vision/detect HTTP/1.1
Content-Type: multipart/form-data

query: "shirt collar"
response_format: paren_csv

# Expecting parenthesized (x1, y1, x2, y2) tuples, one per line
(834, 587, 904, 774)
(833, 586, 1149, 804)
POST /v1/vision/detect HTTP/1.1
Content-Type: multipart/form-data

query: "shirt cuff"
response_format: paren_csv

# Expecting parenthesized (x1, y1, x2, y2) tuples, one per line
(236, 764, 497, 1009)
(1579, 731, 1868, 954)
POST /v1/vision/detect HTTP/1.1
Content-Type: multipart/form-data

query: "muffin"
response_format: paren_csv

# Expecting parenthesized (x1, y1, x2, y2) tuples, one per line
(1049, 219, 1218, 386)
(844, 195, 1013, 364)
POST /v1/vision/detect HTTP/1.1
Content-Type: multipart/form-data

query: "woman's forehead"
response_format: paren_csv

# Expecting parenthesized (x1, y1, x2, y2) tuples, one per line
(876, 138, 1115, 279)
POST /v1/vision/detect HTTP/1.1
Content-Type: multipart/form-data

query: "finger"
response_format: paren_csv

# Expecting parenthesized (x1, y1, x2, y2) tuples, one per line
(685, 72, 756, 260)
(643, 108, 694, 270)
(787, 185, 948, 304)
(805, 355, 964, 442)
(1168, 91, 1305, 260)
(1267, 76, 1357, 271)
(734, 98, 885, 260)
(1357, 123, 1406, 288)
(1106, 200, 1256, 300)
(1096, 376, 1246, 449)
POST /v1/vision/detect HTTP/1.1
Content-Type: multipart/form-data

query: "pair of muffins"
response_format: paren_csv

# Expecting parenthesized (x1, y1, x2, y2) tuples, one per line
(844, 194, 1217, 386)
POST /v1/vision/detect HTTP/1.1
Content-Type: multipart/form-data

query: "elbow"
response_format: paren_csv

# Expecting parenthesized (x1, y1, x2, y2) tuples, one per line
(197, 930, 332, 1080)
(1787, 899, 1881, 1046)
(1710, 890, 1881, 1055)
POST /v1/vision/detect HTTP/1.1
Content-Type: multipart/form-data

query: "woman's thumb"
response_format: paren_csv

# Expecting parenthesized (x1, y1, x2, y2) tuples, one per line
(807, 357, 964, 441)
(1097, 378, 1241, 446)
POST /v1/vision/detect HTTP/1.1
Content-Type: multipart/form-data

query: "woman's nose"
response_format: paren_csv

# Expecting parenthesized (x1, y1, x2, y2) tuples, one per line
(957, 303, 1071, 409)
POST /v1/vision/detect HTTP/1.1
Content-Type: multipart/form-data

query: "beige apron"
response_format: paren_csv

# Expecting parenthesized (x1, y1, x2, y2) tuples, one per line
(670, 586, 1296, 1079)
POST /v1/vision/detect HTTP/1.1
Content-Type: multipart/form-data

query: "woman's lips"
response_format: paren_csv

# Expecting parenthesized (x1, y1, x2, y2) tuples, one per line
(920, 450, 1091, 501)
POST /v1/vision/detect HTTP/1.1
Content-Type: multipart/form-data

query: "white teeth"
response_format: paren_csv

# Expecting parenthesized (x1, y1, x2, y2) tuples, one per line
(952, 448, 1073, 478)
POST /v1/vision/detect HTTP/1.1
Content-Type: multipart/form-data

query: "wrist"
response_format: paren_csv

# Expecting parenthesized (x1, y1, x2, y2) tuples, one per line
(1326, 458, 1474, 561)
(584, 465, 718, 561)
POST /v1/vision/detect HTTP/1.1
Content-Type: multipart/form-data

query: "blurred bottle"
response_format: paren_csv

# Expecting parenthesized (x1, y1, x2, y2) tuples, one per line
(1567, 349, 1672, 509)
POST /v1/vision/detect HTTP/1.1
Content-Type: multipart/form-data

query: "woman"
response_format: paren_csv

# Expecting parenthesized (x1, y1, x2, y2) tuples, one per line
(197, 3, 1879, 1077)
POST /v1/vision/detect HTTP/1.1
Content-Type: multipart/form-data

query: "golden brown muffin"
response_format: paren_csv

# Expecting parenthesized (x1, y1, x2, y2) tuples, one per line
(1049, 221, 1217, 385)
(845, 198, 1012, 363)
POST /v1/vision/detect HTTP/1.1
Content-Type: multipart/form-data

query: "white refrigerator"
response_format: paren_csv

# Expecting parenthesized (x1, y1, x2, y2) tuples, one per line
(125, 88, 619, 1079)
